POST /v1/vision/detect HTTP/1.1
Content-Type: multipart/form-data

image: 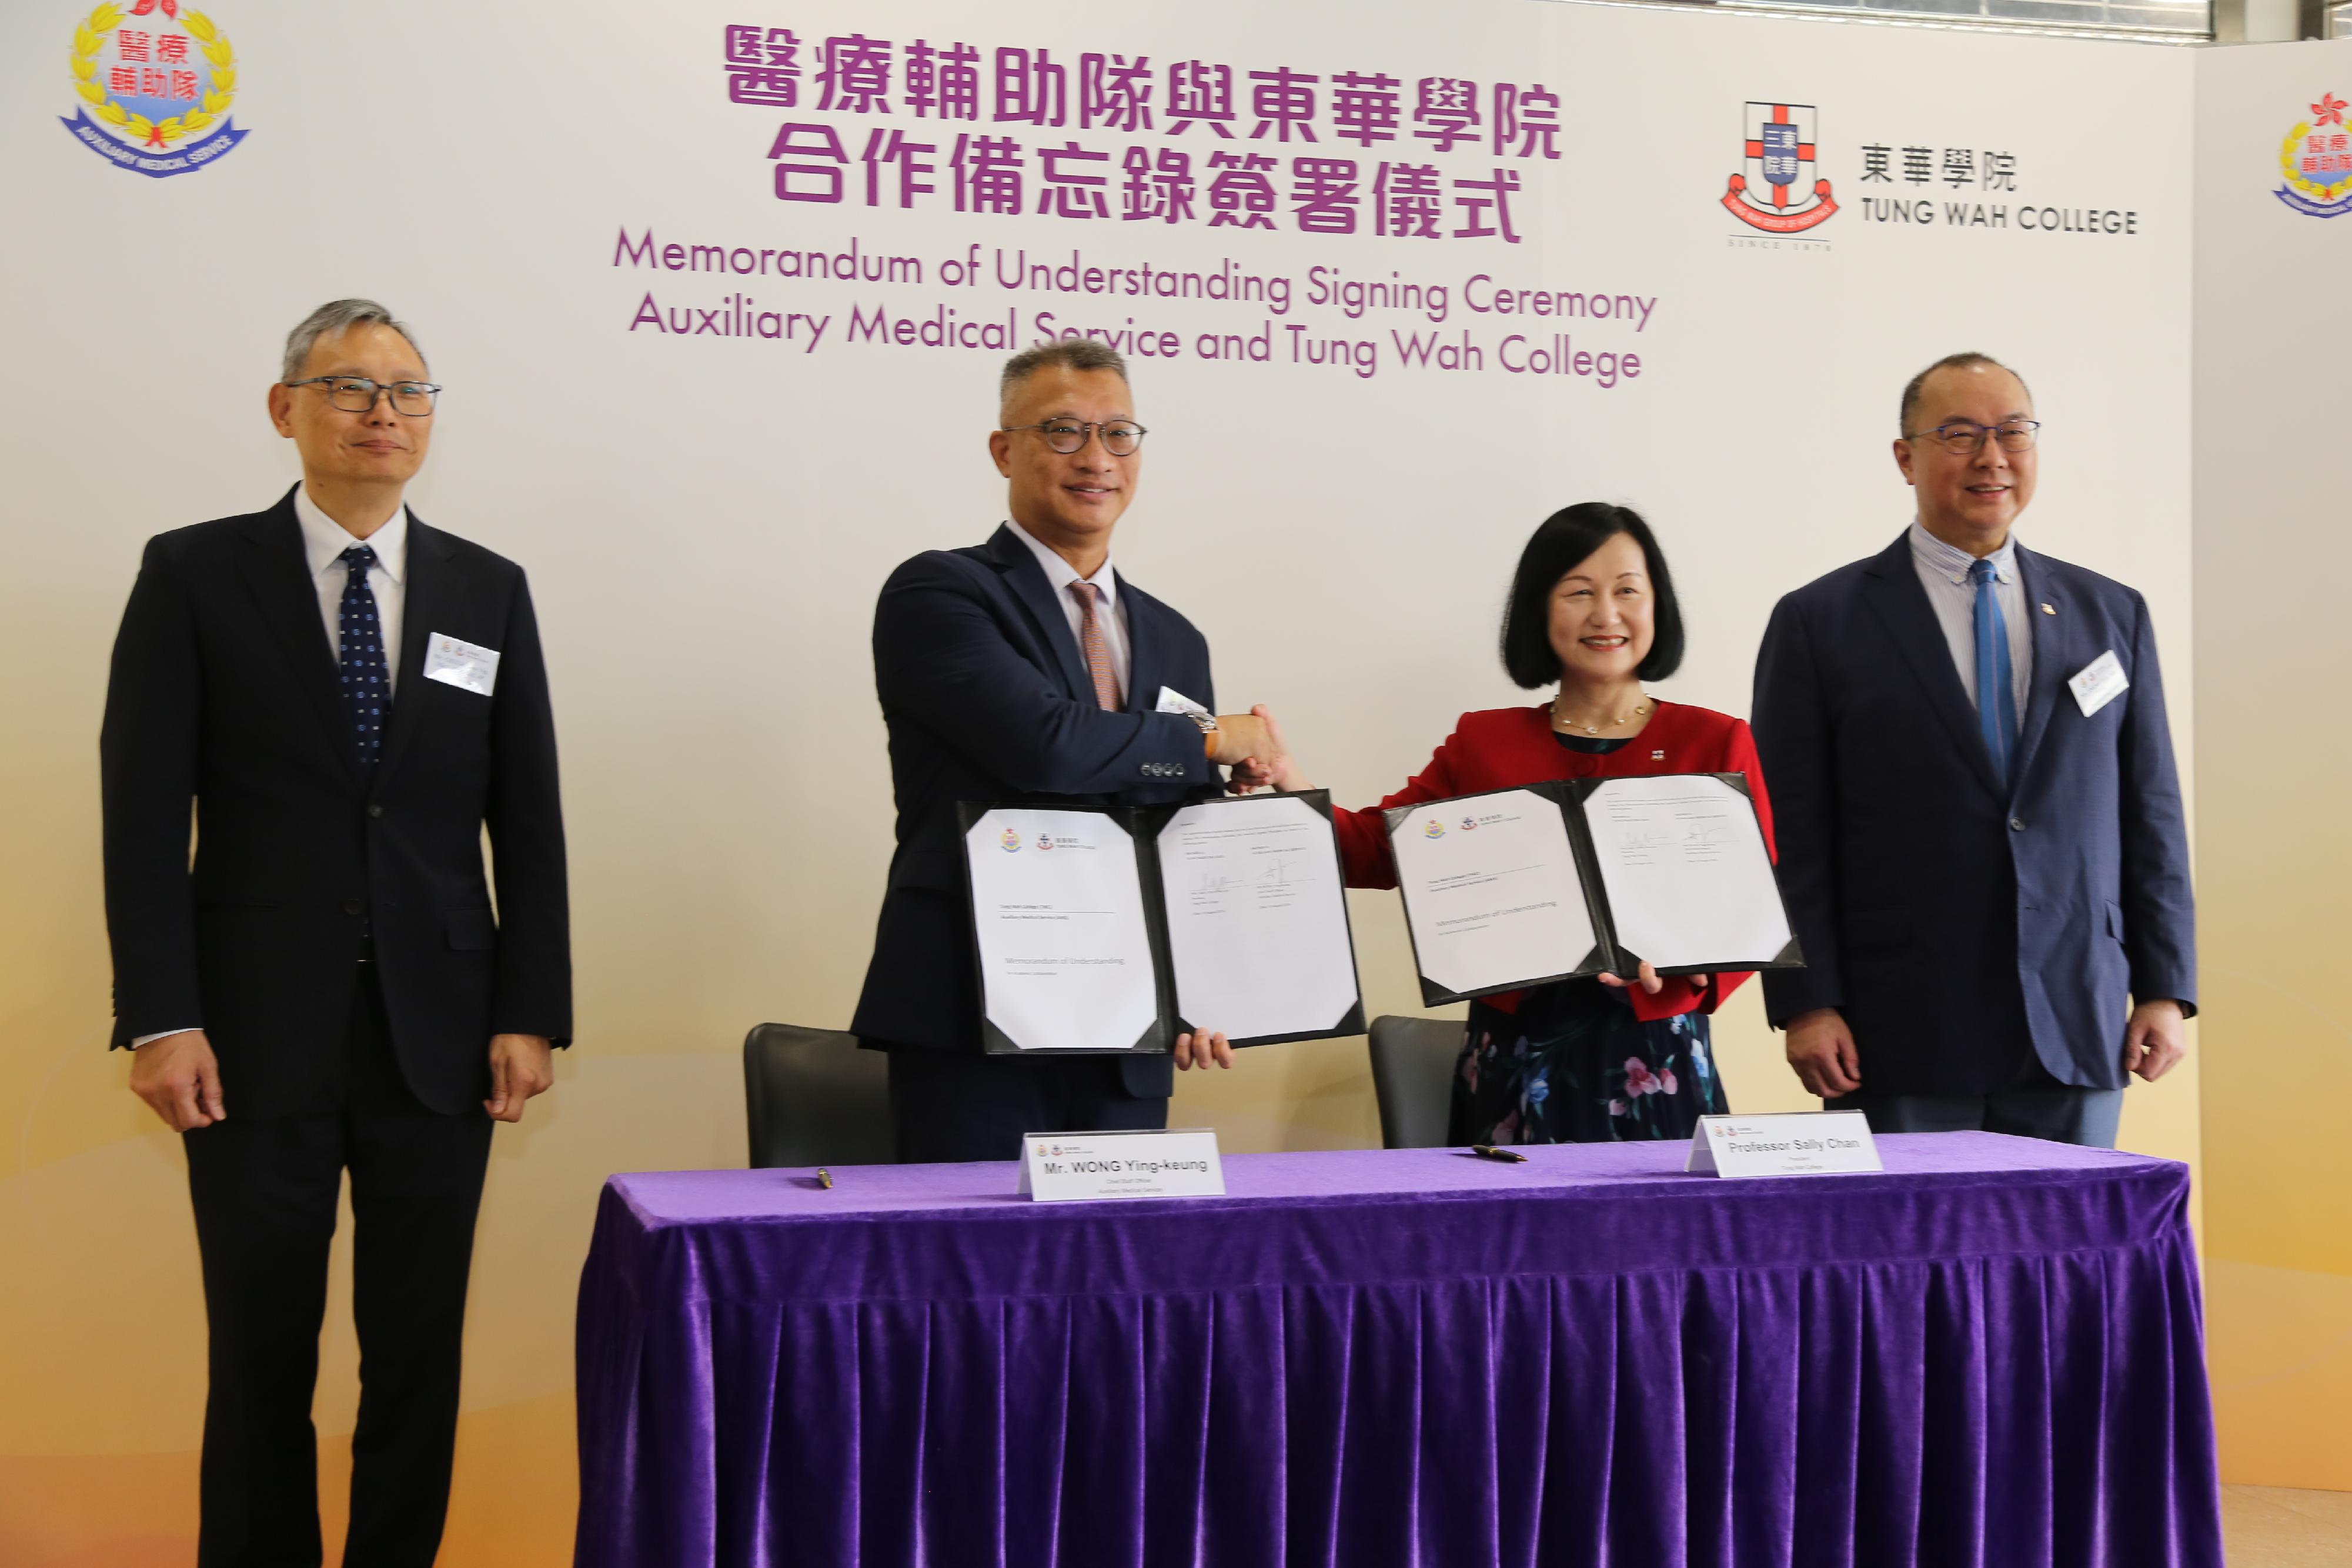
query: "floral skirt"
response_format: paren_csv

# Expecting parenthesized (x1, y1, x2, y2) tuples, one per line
(1449, 978, 1728, 1144)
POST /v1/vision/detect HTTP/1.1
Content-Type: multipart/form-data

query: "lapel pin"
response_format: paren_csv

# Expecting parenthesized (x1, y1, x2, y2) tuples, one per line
(2040, 603, 2056, 616)
(1651, 749, 1665, 761)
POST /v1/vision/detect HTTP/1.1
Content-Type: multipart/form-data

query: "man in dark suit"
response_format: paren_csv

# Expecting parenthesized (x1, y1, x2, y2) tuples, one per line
(854, 340, 1277, 1162)
(1751, 352, 2193, 1147)
(103, 299, 570, 1566)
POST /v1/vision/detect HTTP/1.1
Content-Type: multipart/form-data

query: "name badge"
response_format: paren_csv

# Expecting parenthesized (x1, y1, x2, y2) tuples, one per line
(1019, 1128, 1225, 1202)
(1685, 1111, 1882, 1178)
(423, 633, 500, 696)
(2067, 649, 2128, 718)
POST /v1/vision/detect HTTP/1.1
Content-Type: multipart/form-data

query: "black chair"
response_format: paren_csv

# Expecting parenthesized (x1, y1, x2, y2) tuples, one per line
(741, 1023, 896, 1168)
(1365, 1014, 1465, 1149)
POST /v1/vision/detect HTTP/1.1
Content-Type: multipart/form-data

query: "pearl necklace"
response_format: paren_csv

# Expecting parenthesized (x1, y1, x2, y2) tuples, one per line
(1551, 693, 1650, 736)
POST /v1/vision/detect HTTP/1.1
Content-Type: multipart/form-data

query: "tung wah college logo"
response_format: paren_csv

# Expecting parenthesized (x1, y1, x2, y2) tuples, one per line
(1723, 101, 1838, 234)
(60, 2, 249, 178)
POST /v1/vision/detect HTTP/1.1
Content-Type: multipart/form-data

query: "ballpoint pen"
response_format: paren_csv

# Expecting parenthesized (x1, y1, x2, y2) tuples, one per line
(1469, 1145, 1528, 1164)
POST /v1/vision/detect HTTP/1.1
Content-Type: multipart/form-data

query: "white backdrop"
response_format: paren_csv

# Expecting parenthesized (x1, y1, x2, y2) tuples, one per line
(0, 0, 2203, 1550)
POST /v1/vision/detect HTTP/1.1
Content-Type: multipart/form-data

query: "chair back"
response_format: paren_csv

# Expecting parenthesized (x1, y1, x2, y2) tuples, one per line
(742, 1023, 894, 1168)
(1365, 1014, 1466, 1149)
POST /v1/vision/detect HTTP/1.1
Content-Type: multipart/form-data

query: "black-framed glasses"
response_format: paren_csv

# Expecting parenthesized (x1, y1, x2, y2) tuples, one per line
(1001, 419, 1147, 456)
(283, 376, 442, 416)
(1904, 419, 2040, 456)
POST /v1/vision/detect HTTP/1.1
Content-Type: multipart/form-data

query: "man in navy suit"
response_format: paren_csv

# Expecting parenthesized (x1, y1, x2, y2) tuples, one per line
(1751, 352, 2194, 1146)
(853, 340, 1275, 1162)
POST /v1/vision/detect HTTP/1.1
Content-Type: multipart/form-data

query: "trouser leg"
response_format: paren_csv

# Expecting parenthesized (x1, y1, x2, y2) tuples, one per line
(340, 975, 495, 1568)
(1823, 1092, 1988, 1134)
(1984, 1085, 2125, 1148)
(184, 1112, 345, 1568)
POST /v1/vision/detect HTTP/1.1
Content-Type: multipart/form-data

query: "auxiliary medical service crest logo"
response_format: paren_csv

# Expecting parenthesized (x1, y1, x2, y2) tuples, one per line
(1000, 827, 1023, 852)
(2276, 91, 2352, 219)
(61, 2, 248, 179)
(1723, 102, 1838, 233)
(1423, 818, 1446, 840)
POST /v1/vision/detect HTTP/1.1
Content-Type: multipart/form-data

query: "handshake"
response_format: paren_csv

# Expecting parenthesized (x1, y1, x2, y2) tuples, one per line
(1204, 704, 1311, 794)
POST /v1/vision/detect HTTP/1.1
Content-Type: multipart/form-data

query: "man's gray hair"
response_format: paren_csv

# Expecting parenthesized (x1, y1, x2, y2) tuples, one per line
(1000, 339, 1127, 418)
(281, 298, 426, 380)
(1898, 350, 2028, 434)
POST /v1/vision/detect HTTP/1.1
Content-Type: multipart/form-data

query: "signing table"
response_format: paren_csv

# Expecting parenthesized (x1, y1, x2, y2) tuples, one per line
(574, 1134, 2221, 1568)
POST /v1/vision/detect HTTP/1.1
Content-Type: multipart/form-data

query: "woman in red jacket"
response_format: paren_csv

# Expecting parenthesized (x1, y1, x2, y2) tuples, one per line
(1256, 503, 1775, 1144)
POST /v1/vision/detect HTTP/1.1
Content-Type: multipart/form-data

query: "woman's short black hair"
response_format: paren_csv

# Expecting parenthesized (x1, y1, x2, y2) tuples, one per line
(1498, 503, 1685, 688)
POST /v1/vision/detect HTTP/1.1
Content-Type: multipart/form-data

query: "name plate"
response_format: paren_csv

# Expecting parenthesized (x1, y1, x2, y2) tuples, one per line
(1685, 1111, 1882, 1178)
(1018, 1128, 1226, 1202)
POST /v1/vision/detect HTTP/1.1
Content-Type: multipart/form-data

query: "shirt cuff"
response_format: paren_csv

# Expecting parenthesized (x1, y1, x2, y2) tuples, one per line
(129, 1028, 201, 1049)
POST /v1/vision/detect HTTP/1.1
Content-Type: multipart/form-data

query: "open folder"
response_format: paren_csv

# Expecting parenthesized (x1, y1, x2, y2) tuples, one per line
(1384, 772, 1802, 1006)
(958, 790, 1365, 1055)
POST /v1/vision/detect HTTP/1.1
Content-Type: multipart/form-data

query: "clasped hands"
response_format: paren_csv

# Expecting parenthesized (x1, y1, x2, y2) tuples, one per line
(129, 1028, 557, 1130)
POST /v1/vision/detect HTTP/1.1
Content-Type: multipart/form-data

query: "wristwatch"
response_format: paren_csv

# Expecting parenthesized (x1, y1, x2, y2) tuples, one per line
(1187, 710, 1218, 756)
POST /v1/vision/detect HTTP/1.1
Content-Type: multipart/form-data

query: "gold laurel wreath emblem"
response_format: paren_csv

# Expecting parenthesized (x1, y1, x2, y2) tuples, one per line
(2280, 121, 2352, 204)
(68, 3, 237, 148)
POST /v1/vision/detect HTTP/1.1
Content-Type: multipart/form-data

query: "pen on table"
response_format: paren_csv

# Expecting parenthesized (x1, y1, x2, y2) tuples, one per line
(814, 1168, 833, 1189)
(1469, 1145, 1527, 1164)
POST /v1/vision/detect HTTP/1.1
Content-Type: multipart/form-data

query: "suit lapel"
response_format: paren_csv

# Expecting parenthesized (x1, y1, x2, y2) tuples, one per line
(2009, 546, 2070, 788)
(375, 513, 458, 787)
(1122, 580, 1161, 714)
(1857, 533, 2007, 801)
(986, 524, 1090, 700)
(235, 489, 356, 777)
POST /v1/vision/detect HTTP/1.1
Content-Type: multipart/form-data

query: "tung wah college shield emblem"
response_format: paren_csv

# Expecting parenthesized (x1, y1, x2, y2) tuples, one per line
(1723, 102, 1838, 233)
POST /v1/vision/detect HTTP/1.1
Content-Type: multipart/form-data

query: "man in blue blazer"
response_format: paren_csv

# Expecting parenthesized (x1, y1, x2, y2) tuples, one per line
(1752, 353, 2194, 1146)
(853, 341, 1273, 1162)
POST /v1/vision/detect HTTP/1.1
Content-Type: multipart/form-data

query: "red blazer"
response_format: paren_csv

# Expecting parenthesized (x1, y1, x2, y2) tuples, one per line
(1332, 701, 1777, 1022)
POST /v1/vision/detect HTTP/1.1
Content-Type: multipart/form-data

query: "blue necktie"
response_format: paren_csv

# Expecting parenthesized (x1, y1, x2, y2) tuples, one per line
(1969, 557, 2017, 787)
(337, 545, 391, 771)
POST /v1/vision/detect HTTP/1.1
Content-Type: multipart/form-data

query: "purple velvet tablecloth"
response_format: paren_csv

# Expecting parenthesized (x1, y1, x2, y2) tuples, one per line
(573, 1133, 2221, 1568)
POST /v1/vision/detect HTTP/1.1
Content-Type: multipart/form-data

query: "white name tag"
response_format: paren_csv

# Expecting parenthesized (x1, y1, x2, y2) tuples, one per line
(423, 632, 500, 696)
(2067, 649, 2128, 718)
(1685, 1111, 1882, 1178)
(1154, 686, 1210, 719)
(1018, 1128, 1225, 1202)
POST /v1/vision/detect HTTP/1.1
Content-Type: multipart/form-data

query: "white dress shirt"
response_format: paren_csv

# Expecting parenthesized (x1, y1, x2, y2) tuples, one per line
(1907, 518, 2032, 717)
(1008, 519, 1130, 704)
(296, 485, 409, 696)
(131, 489, 412, 1048)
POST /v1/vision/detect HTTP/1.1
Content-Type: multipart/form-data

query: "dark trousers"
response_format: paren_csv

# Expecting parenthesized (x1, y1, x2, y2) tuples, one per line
(1828, 1050, 2124, 1148)
(886, 1047, 1168, 1163)
(182, 965, 492, 1568)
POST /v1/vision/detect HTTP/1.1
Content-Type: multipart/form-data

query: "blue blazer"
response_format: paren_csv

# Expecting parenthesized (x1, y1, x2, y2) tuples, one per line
(851, 524, 1220, 1096)
(1752, 533, 2194, 1095)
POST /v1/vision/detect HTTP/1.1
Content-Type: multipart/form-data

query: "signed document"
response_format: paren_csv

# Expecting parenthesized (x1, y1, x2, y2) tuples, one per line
(1384, 774, 1798, 1004)
(1582, 775, 1793, 971)
(960, 793, 1364, 1055)
(1156, 793, 1359, 1042)
(964, 807, 1161, 1054)
(1386, 789, 1603, 1000)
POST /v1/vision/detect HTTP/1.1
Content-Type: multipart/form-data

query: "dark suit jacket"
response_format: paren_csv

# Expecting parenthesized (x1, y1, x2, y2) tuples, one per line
(1752, 532, 2194, 1095)
(101, 487, 571, 1118)
(851, 524, 1220, 1098)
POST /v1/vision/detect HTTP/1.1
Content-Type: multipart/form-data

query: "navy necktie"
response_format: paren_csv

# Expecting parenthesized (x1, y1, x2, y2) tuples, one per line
(1969, 557, 2017, 786)
(337, 545, 391, 771)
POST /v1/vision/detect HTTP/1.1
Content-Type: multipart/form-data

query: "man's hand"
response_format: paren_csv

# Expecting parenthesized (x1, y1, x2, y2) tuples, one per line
(1173, 1030, 1237, 1070)
(129, 1029, 225, 1131)
(1223, 706, 1311, 793)
(486, 1034, 555, 1122)
(2123, 999, 2187, 1082)
(1785, 1007, 1862, 1098)
(1207, 713, 1274, 768)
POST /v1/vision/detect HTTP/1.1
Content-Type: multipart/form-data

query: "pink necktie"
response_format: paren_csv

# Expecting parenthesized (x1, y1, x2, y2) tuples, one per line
(1068, 581, 1121, 711)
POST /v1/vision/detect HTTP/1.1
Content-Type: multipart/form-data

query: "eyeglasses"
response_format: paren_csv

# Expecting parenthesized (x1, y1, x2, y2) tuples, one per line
(282, 376, 442, 416)
(1000, 419, 1147, 456)
(1903, 419, 2040, 456)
